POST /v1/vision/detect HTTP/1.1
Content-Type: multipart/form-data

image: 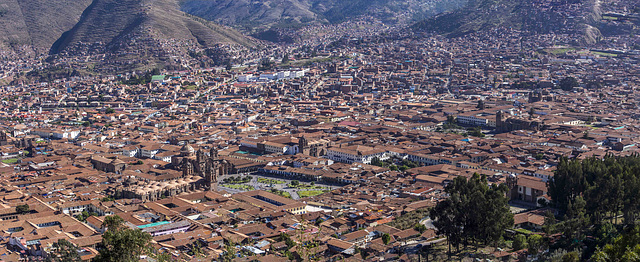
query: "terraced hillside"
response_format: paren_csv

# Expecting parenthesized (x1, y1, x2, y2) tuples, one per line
(413, 0, 607, 44)
(180, 0, 467, 32)
(0, 0, 91, 53)
(51, 0, 254, 54)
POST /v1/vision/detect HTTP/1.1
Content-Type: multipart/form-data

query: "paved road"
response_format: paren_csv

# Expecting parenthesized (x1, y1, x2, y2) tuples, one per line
(289, 191, 300, 200)
(403, 238, 447, 254)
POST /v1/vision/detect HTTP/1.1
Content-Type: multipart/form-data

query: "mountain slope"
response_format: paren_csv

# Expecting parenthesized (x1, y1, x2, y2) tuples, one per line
(0, 0, 91, 53)
(180, 0, 319, 29)
(413, 0, 603, 44)
(51, 0, 254, 55)
(180, 0, 467, 32)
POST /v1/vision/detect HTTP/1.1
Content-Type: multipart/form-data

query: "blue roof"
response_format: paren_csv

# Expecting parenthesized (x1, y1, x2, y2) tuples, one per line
(137, 221, 170, 229)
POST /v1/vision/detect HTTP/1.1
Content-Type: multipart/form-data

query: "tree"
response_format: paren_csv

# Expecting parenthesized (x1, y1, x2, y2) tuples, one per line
(75, 211, 91, 222)
(16, 204, 29, 214)
(561, 196, 590, 241)
(430, 174, 513, 254)
(467, 127, 485, 138)
(291, 180, 300, 187)
(220, 241, 236, 262)
(559, 77, 579, 91)
(430, 195, 462, 254)
(529, 107, 536, 119)
(152, 252, 175, 262)
(528, 234, 545, 255)
(47, 239, 81, 262)
(360, 248, 370, 259)
(94, 215, 153, 262)
(591, 226, 640, 262)
(563, 251, 581, 262)
(414, 224, 427, 233)
(105, 108, 115, 114)
(259, 58, 275, 71)
(513, 234, 528, 250)
(382, 233, 391, 245)
(282, 54, 290, 64)
(595, 222, 618, 248)
(446, 115, 456, 124)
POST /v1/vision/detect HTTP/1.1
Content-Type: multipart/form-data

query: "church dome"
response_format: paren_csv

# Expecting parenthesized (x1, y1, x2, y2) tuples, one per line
(181, 144, 195, 155)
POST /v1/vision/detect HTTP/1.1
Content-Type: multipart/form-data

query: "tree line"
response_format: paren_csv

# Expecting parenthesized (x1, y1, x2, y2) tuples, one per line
(430, 174, 513, 254)
(546, 155, 640, 260)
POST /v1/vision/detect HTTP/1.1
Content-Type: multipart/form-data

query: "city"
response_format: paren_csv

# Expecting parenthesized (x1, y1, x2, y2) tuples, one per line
(0, 0, 639, 261)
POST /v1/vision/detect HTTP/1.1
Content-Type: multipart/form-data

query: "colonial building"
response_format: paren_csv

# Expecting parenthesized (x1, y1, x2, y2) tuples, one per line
(90, 155, 126, 174)
(173, 144, 230, 191)
(506, 174, 548, 206)
(495, 110, 543, 133)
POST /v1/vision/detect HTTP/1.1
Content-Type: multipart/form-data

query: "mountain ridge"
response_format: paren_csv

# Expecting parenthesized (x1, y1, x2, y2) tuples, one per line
(50, 0, 255, 55)
(0, 0, 92, 53)
(412, 0, 606, 45)
(179, 0, 467, 33)
(0, 0, 255, 56)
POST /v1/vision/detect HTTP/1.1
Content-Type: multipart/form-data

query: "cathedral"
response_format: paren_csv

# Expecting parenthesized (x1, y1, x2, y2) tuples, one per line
(174, 144, 230, 190)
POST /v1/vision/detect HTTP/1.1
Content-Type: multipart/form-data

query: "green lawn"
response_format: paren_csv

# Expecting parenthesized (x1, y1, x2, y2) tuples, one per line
(1, 159, 18, 164)
(289, 183, 326, 190)
(592, 51, 618, 57)
(258, 178, 286, 184)
(541, 47, 577, 55)
(297, 190, 329, 198)
(221, 184, 254, 191)
(270, 189, 291, 198)
(182, 85, 198, 90)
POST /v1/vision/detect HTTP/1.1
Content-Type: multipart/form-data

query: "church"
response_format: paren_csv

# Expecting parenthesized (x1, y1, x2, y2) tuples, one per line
(172, 144, 231, 191)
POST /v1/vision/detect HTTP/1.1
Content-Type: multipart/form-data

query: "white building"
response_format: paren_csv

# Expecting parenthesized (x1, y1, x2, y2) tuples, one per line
(326, 145, 389, 164)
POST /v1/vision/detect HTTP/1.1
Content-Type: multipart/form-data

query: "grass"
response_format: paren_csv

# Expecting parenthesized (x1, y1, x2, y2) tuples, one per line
(258, 178, 285, 184)
(279, 191, 292, 198)
(515, 228, 533, 234)
(541, 48, 577, 55)
(290, 184, 327, 190)
(592, 51, 618, 57)
(387, 208, 431, 230)
(221, 184, 254, 191)
(222, 176, 251, 184)
(288, 181, 326, 190)
(1, 159, 18, 164)
(270, 189, 291, 198)
(297, 190, 329, 198)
